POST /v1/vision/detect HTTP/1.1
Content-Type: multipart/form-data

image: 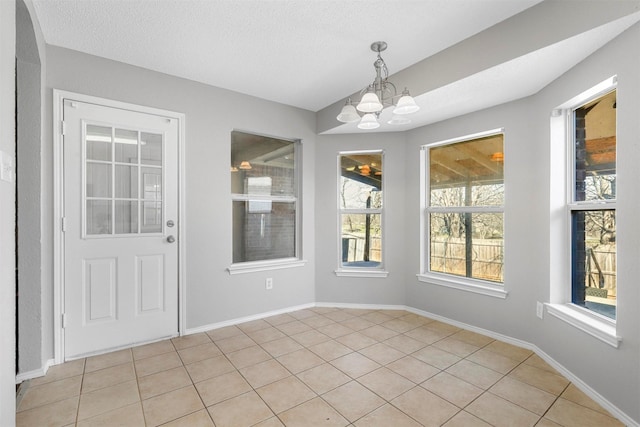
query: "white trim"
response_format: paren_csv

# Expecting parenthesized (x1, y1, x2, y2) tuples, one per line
(178, 114, 187, 336)
(533, 348, 637, 427)
(422, 127, 505, 149)
(185, 303, 315, 335)
(315, 302, 406, 311)
(402, 305, 634, 426)
(52, 91, 64, 364)
(52, 89, 187, 361)
(404, 306, 530, 348)
(15, 359, 53, 384)
(545, 303, 620, 348)
(417, 273, 508, 299)
(556, 76, 617, 111)
(227, 258, 307, 275)
(334, 269, 389, 278)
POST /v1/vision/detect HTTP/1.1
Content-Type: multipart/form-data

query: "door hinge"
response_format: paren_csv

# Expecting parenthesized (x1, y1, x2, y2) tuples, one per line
(61, 313, 67, 328)
(60, 120, 66, 136)
(61, 217, 67, 232)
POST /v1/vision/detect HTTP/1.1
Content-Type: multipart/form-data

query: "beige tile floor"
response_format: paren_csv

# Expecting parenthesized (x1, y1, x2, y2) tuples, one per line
(16, 307, 625, 427)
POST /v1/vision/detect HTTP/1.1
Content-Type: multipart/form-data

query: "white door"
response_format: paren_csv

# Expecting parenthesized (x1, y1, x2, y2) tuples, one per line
(62, 99, 179, 359)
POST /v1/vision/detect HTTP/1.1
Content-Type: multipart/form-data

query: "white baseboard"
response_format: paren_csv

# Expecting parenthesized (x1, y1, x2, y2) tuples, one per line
(15, 358, 53, 384)
(403, 305, 637, 427)
(184, 302, 315, 335)
(315, 301, 406, 311)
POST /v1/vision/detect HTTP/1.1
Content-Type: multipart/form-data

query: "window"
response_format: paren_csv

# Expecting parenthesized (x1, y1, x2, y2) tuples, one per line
(420, 131, 505, 296)
(570, 89, 617, 320)
(84, 125, 164, 236)
(337, 151, 385, 276)
(230, 131, 300, 266)
(547, 77, 619, 347)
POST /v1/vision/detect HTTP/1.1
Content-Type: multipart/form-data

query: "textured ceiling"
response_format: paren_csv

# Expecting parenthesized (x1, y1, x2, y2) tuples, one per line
(31, 0, 542, 112)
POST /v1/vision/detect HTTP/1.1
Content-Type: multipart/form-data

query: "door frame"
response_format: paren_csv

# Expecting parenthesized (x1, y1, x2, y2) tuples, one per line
(52, 89, 187, 364)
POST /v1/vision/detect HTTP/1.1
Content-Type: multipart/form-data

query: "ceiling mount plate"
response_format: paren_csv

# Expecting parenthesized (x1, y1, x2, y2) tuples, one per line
(370, 41, 387, 53)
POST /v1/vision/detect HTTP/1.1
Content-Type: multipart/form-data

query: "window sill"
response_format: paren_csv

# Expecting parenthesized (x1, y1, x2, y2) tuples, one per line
(227, 258, 307, 275)
(416, 273, 508, 299)
(334, 269, 389, 278)
(545, 303, 620, 348)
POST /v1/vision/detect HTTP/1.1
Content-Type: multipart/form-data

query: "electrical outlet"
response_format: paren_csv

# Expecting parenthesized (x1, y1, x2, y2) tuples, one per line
(265, 278, 273, 290)
(536, 302, 544, 319)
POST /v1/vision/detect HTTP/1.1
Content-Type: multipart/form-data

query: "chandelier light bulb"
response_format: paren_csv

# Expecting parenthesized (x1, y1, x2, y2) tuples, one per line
(357, 91, 383, 113)
(357, 113, 380, 130)
(336, 101, 360, 123)
(393, 89, 420, 115)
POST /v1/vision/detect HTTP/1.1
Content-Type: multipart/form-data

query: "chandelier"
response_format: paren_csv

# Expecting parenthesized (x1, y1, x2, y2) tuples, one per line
(337, 41, 420, 130)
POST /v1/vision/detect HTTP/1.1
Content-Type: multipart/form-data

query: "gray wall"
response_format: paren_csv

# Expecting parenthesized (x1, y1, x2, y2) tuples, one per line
(45, 46, 317, 333)
(0, 0, 16, 424)
(403, 23, 639, 422)
(315, 132, 408, 305)
(16, 0, 43, 374)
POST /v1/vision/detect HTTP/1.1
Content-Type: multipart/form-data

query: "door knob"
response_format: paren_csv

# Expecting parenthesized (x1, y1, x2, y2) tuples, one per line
(167, 235, 176, 243)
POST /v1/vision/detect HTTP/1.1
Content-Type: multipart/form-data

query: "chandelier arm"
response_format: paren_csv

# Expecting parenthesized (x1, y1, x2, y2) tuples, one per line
(378, 54, 389, 80)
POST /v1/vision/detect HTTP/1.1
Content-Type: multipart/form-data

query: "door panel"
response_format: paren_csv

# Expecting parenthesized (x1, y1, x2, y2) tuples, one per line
(63, 99, 178, 359)
(83, 258, 116, 323)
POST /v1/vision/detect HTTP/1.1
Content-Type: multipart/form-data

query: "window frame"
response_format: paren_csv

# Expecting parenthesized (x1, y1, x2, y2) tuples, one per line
(418, 128, 507, 299)
(547, 76, 620, 347)
(335, 149, 388, 278)
(227, 130, 305, 275)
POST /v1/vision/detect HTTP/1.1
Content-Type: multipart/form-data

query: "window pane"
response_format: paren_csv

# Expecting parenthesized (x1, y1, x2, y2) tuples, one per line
(231, 131, 296, 197)
(340, 214, 381, 268)
(86, 125, 112, 161)
(86, 163, 112, 198)
(340, 153, 382, 209)
(115, 201, 138, 234)
(115, 165, 138, 199)
(114, 128, 138, 163)
(142, 168, 162, 200)
(430, 134, 504, 207)
(141, 201, 162, 233)
(430, 212, 503, 283)
(572, 210, 616, 319)
(574, 90, 616, 202)
(232, 201, 295, 263)
(141, 132, 163, 166)
(87, 200, 112, 235)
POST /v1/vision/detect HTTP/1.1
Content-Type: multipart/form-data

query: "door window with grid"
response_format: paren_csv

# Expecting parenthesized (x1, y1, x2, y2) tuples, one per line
(84, 124, 163, 236)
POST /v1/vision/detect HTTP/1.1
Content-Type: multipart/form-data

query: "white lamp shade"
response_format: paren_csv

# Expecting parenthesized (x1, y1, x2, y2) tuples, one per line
(393, 94, 420, 115)
(357, 113, 380, 130)
(357, 92, 383, 113)
(336, 104, 360, 123)
(387, 115, 411, 125)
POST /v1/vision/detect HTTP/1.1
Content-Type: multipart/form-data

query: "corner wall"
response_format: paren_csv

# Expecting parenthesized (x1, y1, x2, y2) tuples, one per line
(404, 23, 639, 423)
(0, 0, 16, 424)
(315, 132, 408, 306)
(16, 0, 43, 375)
